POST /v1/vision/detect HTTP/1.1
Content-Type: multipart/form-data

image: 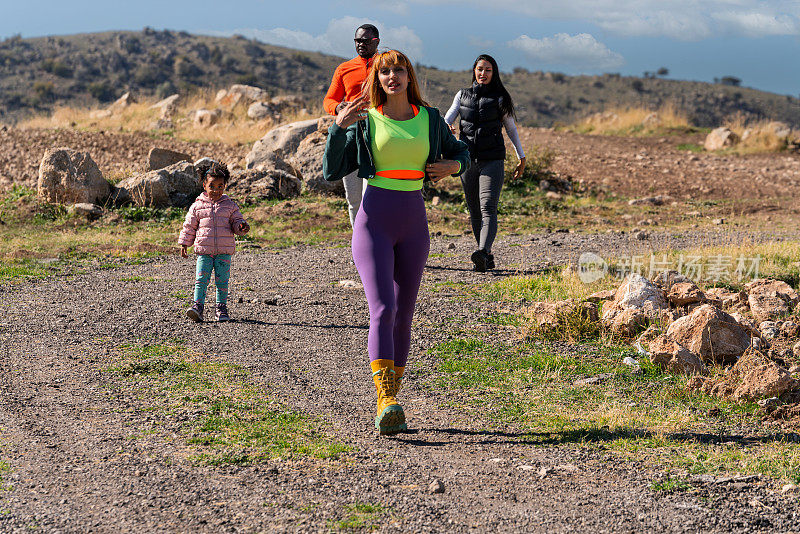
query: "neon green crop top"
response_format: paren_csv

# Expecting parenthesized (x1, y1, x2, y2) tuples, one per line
(367, 106, 430, 191)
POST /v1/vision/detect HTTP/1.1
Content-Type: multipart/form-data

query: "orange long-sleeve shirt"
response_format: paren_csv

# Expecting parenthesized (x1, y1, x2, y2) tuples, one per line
(323, 56, 373, 116)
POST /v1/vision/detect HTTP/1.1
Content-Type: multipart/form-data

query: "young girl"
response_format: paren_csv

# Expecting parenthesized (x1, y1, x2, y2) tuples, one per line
(178, 161, 249, 322)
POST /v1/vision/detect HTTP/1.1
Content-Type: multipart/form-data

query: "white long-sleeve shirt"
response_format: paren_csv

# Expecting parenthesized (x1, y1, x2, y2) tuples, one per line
(444, 90, 525, 160)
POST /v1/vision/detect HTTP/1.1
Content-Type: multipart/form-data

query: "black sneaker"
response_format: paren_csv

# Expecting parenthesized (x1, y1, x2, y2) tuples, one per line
(187, 301, 204, 322)
(470, 250, 489, 272)
(486, 253, 495, 270)
(215, 303, 230, 322)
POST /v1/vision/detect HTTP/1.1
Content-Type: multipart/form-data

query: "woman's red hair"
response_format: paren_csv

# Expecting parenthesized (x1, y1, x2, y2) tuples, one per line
(365, 49, 429, 108)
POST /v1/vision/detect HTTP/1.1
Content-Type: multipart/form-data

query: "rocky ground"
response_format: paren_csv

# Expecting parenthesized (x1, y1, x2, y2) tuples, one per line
(3, 124, 800, 210)
(3, 230, 800, 533)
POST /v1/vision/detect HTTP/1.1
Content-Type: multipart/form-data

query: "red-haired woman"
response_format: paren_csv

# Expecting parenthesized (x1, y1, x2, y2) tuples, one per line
(323, 50, 470, 435)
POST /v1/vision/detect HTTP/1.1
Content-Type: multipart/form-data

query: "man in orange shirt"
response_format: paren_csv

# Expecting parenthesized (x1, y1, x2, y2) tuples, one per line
(323, 24, 379, 227)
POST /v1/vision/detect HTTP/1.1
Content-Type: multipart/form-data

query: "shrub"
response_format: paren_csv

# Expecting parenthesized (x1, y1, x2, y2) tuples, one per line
(87, 81, 115, 102)
(504, 145, 558, 190)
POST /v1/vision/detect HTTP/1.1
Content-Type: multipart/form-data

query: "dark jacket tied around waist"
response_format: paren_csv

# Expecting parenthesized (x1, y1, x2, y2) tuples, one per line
(458, 83, 506, 162)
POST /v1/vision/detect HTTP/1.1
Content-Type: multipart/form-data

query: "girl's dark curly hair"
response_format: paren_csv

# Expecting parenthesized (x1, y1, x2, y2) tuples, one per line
(197, 160, 230, 184)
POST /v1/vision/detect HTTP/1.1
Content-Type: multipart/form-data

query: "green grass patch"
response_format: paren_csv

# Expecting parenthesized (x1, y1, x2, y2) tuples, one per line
(0, 259, 53, 281)
(331, 502, 386, 531)
(676, 143, 703, 152)
(480, 269, 616, 302)
(109, 343, 348, 465)
(650, 475, 693, 493)
(424, 334, 800, 480)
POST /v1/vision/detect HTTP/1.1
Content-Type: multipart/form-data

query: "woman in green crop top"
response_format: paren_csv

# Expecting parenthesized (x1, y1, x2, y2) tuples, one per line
(323, 49, 470, 435)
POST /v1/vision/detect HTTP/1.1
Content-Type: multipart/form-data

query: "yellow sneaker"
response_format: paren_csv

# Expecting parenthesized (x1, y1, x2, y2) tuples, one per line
(371, 359, 406, 435)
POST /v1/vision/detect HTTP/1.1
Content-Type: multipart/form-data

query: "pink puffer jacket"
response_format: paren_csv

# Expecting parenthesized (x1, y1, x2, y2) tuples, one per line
(178, 193, 247, 256)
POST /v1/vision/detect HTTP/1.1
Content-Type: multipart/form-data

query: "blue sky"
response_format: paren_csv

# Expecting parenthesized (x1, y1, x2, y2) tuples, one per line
(3, 0, 800, 96)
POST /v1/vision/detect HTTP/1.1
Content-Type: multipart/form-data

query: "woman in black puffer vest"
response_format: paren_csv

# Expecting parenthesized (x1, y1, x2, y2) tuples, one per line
(444, 54, 526, 272)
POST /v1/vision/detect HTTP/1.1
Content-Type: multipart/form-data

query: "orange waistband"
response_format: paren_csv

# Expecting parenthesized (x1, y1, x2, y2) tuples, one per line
(374, 169, 425, 180)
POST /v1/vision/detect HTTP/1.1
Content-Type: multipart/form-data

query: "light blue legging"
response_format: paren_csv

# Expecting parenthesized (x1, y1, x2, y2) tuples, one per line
(193, 254, 232, 305)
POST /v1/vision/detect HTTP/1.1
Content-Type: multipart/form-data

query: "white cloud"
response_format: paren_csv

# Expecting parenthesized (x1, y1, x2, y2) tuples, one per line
(228, 16, 423, 59)
(712, 11, 800, 36)
(400, 0, 800, 40)
(508, 33, 625, 69)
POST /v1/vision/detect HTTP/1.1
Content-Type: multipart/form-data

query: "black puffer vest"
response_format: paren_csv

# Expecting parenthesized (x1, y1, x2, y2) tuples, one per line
(458, 83, 505, 161)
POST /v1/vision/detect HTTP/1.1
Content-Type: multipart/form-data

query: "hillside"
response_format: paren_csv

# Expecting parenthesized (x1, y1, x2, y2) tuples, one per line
(1, 29, 799, 128)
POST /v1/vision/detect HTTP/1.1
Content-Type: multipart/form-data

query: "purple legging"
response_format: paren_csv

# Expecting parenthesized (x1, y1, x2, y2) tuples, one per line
(352, 185, 430, 368)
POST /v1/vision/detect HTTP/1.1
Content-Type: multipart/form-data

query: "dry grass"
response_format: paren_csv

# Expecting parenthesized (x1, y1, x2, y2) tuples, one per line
(721, 113, 797, 154)
(19, 90, 323, 146)
(571, 103, 692, 136)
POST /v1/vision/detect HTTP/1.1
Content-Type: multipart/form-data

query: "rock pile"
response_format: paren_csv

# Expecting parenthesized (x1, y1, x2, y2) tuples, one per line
(704, 122, 798, 152)
(527, 270, 800, 403)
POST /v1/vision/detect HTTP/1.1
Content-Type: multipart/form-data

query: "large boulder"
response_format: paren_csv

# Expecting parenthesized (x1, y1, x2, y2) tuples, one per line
(766, 121, 792, 140)
(700, 349, 797, 402)
(602, 273, 668, 335)
(705, 287, 742, 308)
(666, 303, 751, 365)
(116, 161, 200, 208)
(648, 335, 707, 376)
(288, 129, 344, 195)
(38, 148, 111, 205)
(248, 101, 275, 121)
(227, 169, 301, 201)
(667, 281, 706, 307)
(150, 94, 180, 118)
(146, 147, 192, 172)
(745, 278, 799, 322)
(250, 152, 300, 179)
(246, 117, 321, 165)
(108, 91, 135, 112)
(704, 127, 739, 151)
(227, 84, 268, 102)
(194, 109, 222, 128)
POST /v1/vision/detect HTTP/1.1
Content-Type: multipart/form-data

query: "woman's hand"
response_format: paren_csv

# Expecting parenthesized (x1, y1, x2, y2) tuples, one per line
(238, 221, 250, 234)
(448, 124, 457, 135)
(426, 159, 460, 183)
(512, 157, 527, 181)
(180, 245, 188, 258)
(334, 95, 369, 128)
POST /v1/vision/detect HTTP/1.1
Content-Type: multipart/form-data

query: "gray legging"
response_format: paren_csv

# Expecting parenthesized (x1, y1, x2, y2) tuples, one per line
(460, 159, 504, 254)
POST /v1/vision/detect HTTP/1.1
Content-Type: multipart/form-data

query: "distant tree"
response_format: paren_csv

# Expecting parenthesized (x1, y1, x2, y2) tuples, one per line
(657, 67, 669, 76)
(631, 79, 644, 92)
(87, 81, 115, 102)
(720, 76, 741, 87)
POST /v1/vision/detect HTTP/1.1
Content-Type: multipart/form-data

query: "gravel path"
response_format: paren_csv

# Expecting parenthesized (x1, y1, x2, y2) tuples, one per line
(2, 230, 800, 533)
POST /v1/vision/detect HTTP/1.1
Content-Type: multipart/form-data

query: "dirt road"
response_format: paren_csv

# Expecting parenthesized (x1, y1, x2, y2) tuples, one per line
(2, 231, 799, 532)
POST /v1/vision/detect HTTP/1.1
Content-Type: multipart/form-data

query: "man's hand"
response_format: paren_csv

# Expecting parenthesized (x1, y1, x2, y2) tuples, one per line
(238, 221, 250, 234)
(180, 245, 188, 258)
(334, 95, 369, 129)
(425, 159, 460, 183)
